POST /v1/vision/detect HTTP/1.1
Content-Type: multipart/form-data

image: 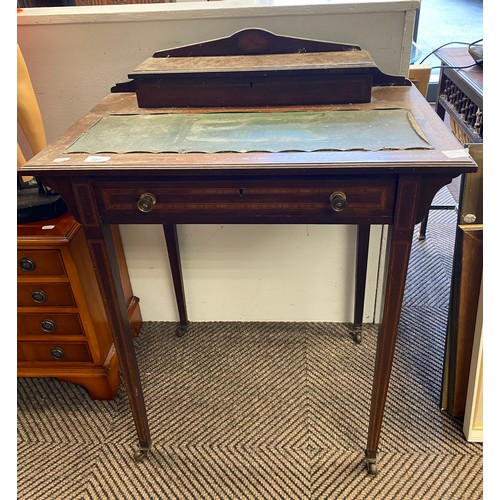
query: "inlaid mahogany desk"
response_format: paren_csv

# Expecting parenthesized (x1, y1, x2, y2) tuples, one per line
(21, 30, 477, 475)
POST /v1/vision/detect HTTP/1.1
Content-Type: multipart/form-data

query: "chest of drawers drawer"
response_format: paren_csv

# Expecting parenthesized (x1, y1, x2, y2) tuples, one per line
(94, 177, 396, 224)
(17, 250, 66, 277)
(17, 341, 92, 363)
(17, 283, 76, 307)
(17, 312, 85, 338)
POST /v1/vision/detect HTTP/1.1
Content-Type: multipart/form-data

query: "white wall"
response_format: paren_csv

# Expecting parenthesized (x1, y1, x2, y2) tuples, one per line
(17, 0, 417, 322)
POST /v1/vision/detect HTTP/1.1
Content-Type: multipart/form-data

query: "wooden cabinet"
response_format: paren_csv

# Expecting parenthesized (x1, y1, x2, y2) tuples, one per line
(434, 48, 483, 418)
(17, 212, 142, 400)
(435, 48, 482, 145)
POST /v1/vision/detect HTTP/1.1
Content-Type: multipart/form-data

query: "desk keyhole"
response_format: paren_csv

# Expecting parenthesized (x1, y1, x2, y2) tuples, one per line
(239, 189, 244, 197)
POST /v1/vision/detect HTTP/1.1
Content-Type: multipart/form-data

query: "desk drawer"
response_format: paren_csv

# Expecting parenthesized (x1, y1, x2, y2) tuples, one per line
(95, 178, 396, 223)
(17, 283, 76, 307)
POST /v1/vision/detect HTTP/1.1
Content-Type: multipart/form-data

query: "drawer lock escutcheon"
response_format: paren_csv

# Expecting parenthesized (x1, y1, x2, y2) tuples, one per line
(329, 192, 348, 212)
(137, 192, 157, 213)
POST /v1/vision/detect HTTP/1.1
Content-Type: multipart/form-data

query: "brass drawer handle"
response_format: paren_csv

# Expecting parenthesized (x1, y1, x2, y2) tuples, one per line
(31, 290, 48, 304)
(50, 348, 64, 360)
(137, 192, 157, 213)
(19, 257, 36, 272)
(329, 191, 347, 212)
(41, 319, 56, 332)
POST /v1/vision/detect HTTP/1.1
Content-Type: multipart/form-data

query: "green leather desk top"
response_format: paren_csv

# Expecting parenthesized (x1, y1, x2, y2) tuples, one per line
(66, 109, 431, 155)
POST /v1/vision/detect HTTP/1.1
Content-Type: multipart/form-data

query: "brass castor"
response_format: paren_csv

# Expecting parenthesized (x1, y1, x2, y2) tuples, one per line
(366, 462, 378, 475)
(176, 323, 189, 338)
(352, 325, 362, 344)
(364, 450, 378, 475)
(353, 330, 362, 344)
(133, 448, 149, 462)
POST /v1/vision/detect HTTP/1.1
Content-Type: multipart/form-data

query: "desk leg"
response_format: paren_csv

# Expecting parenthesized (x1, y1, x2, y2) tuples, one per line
(353, 225, 370, 343)
(43, 178, 152, 460)
(419, 212, 429, 240)
(365, 177, 419, 475)
(163, 224, 189, 337)
(89, 223, 152, 461)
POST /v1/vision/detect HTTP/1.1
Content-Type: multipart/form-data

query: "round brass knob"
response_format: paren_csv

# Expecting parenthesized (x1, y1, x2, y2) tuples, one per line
(329, 192, 347, 212)
(50, 348, 64, 360)
(137, 192, 157, 213)
(19, 257, 36, 272)
(31, 290, 48, 304)
(41, 319, 56, 332)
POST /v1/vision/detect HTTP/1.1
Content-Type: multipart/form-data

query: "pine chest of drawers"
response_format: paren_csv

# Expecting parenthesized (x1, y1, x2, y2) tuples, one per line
(17, 212, 142, 400)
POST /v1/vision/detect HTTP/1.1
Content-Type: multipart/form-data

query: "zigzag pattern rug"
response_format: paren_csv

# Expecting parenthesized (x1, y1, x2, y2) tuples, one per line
(17, 188, 483, 499)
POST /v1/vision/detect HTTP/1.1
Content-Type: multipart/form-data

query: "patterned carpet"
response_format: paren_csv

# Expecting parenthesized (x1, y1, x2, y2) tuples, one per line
(17, 188, 483, 499)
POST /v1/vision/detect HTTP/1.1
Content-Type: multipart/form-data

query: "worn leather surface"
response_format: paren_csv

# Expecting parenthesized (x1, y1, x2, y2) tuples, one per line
(66, 109, 431, 154)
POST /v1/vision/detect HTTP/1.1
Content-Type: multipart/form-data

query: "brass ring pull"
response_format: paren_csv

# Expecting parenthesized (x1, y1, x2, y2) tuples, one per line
(50, 348, 64, 360)
(329, 192, 347, 212)
(41, 319, 56, 332)
(19, 257, 36, 272)
(31, 290, 48, 304)
(137, 192, 157, 213)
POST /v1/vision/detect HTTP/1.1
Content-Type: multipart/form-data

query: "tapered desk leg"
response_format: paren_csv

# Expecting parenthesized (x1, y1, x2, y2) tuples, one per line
(419, 212, 429, 240)
(364, 177, 420, 475)
(352, 225, 370, 343)
(44, 178, 152, 461)
(85, 224, 152, 461)
(163, 224, 189, 337)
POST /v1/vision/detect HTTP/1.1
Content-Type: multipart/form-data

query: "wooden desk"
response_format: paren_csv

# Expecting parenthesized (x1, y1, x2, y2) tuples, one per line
(21, 33, 477, 475)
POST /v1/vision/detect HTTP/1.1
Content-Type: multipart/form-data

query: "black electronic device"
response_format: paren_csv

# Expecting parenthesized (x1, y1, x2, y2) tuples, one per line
(17, 176, 68, 223)
(468, 42, 483, 65)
